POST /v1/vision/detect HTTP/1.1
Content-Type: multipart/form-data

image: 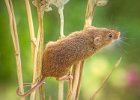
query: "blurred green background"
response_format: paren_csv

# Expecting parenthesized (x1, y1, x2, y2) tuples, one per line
(0, 0, 140, 100)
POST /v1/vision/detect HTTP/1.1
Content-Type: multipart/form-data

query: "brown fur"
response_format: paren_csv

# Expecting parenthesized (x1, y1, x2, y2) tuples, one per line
(17, 26, 120, 97)
(42, 26, 120, 78)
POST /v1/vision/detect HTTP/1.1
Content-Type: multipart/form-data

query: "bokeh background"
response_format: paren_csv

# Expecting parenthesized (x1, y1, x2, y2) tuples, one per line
(0, 0, 140, 100)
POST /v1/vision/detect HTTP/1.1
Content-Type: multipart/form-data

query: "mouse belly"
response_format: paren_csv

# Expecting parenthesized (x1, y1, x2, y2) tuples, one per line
(42, 63, 71, 78)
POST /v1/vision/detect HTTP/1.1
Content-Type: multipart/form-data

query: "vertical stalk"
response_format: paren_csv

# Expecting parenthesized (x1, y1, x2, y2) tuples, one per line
(75, 61, 84, 100)
(84, 0, 97, 28)
(58, 6, 65, 100)
(71, 62, 81, 100)
(58, 7, 65, 37)
(66, 75, 73, 100)
(5, 0, 25, 100)
(58, 81, 64, 100)
(36, 0, 45, 98)
(72, 0, 98, 100)
(30, 0, 45, 100)
(24, 0, 36, 59)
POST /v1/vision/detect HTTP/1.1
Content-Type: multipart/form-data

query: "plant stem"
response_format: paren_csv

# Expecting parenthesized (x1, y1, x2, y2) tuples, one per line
(84, 0, 97, 27)
(58, 5, 65, 100)
(66, 74, 73, 100)
(30, 0, 45, 99)
(90, 57, 122, 100)
(58, 7, 65, 37)
(5, 0, 25, 100)
(71, 62, 81, 100)
(58, 81, 64, 100)
(75, 61, 84, 100)
(24, 0, 36, 59)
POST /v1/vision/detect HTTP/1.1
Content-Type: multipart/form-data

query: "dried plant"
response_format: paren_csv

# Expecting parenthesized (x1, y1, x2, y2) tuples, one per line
(29, 0, 45, 99)
(5, 0, 25, 100)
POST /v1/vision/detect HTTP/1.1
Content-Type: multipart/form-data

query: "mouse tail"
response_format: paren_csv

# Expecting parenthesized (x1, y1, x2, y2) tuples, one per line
(16, 77, 46, 97)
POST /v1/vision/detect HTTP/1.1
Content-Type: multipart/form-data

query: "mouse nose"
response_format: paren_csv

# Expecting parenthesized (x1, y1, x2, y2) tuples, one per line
(114, 32, 120, 40)
(117, 32, 121, 39)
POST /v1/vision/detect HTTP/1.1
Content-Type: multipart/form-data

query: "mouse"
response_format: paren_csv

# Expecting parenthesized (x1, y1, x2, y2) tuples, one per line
(16, 26, 120, 97)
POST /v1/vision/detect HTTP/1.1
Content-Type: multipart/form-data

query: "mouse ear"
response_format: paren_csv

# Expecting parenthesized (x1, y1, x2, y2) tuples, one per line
(94, 36, 102, 45)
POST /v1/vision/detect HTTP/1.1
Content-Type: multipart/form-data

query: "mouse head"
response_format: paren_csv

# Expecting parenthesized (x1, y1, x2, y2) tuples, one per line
(85, 26, 120, 49)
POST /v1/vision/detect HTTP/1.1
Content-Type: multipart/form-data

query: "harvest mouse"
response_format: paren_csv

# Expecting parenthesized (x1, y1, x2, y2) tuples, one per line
(17, 26, 120, 97)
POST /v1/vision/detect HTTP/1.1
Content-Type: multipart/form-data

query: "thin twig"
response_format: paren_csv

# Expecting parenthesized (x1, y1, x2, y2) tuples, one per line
(30, 28, 40, 100)
(58, 81, 64, 100)
(37, 6, 45, 100)
(24, 0, 39, 99)
(84, 0, 97, 28)
(49, 96, 52, 100)
(71, 62, 81, 100)
(58, 7, 65, 37)
(90, 57, 122, 100)
(58, 5, 65, 100)
(39, 85, 45, 100)
(24, 0, 36, 59)
(75, 61, 84, 100)
(66, 74, 73, 100)
(85, 0, 109, 27)
(5, 0, 25, 100)
(30, 0, 45, 99)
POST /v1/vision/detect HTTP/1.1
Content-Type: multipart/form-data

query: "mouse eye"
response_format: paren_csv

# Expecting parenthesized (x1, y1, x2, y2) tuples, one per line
(108, 33, 113, 39)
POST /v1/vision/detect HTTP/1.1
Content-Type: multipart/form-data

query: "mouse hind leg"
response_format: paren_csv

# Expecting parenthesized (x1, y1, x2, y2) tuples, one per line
(56, 73, 73, 81)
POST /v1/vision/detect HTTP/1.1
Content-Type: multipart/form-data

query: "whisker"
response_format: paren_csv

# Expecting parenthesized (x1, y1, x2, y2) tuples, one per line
(118, 39, 129, 46)
(121, 36, 136, 40)
(115, 41, 128, 55)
